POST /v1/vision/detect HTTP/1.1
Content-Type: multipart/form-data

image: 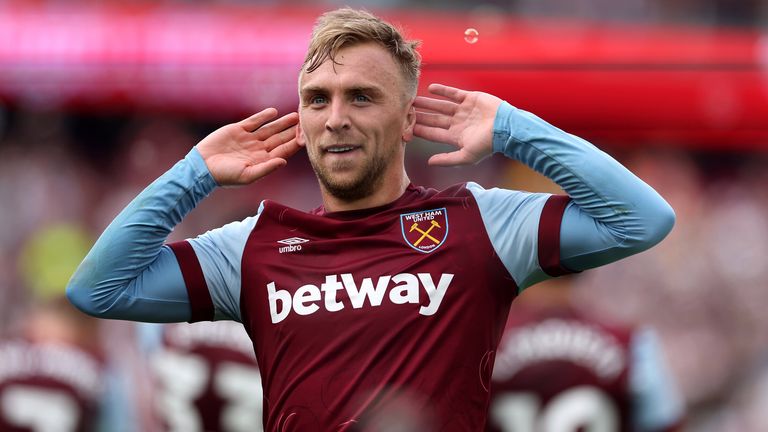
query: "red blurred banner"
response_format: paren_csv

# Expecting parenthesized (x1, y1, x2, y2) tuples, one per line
(1, 3, 767, 149)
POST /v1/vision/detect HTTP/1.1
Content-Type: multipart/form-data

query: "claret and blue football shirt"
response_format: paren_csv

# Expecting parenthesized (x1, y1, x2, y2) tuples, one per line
(67, 102, 675, 430)
(167, 181, 569, 429)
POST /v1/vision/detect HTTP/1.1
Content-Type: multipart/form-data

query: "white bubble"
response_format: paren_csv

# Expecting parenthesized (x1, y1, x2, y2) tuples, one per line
(464, 28, 479, 44)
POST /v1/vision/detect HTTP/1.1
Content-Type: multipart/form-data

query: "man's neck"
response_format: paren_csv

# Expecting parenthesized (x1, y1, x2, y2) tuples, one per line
(321, 173, 410, 213)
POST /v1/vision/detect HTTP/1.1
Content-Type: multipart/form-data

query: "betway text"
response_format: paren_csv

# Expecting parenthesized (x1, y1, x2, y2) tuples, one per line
(267, 273, 455, 324)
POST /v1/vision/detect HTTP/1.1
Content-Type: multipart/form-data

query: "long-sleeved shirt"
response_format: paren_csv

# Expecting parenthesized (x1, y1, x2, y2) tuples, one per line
(67, 101, 675, 430)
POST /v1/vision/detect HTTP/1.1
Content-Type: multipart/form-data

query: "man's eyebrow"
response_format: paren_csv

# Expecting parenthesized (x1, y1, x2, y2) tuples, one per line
(299, 86, 327, 97)
(346, 86, 384, 97)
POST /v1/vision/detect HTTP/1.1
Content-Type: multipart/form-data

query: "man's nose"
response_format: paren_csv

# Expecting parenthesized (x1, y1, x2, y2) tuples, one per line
(325, 101, 351, 132)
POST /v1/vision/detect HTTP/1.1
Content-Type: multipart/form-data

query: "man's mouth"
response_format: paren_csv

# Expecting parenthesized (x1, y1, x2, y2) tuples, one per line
(325, 145, 360, 154)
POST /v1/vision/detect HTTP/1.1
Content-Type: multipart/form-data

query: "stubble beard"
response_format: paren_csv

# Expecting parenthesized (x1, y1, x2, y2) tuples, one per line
(309, 146, 392, 202)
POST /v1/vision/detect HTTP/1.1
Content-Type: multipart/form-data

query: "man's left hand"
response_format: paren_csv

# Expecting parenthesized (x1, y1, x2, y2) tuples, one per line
(413, 83, 503, 166)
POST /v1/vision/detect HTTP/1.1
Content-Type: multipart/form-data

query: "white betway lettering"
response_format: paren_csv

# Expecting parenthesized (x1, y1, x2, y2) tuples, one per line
(267, 273, 455, 324)
(341, 273, 390, 309)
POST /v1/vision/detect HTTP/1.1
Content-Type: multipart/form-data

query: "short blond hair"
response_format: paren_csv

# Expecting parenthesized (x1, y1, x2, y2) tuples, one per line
(302, 8, 421, 98)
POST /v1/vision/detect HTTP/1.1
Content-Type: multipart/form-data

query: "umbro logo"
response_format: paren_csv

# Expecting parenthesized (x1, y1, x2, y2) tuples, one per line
(277, 237, 309, 246)
(277, 237, 309, 254)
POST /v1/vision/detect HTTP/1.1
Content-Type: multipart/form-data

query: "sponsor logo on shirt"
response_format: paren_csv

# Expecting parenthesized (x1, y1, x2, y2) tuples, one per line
(267, 272, 455, 324)
(400, 208, 448, 253)
(277, 237, 309, 254)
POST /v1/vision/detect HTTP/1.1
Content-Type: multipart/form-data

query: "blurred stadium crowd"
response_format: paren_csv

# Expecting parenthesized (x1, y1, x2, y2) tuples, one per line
(2, 0, 768, 431)
(1, 0, 766, 24)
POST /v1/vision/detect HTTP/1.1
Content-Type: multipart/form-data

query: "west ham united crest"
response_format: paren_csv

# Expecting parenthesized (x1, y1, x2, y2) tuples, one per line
(400, 208, 448, 253)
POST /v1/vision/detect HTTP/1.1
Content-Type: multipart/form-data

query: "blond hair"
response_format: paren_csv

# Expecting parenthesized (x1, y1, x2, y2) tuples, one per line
(302, 8, 421, 98)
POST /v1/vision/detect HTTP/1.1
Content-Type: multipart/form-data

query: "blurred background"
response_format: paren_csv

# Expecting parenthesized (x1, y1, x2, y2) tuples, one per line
(1, 0, 768, 430)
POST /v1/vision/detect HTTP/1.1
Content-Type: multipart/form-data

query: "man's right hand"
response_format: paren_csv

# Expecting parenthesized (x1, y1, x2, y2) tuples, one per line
(196, 108, 300, 186)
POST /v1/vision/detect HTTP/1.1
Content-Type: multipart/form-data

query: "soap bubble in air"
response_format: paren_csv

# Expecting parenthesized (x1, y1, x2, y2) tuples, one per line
(464, 28, 479, 44)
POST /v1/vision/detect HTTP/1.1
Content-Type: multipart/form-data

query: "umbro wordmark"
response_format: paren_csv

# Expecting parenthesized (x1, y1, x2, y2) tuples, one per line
(277, 237, 309, 254)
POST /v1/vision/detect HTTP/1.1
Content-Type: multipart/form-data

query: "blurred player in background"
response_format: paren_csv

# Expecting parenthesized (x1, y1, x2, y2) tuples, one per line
(140, 320, 262, 432)
(67, 7, 675, 430)
(0, 223, 114, 432)
(487, 277, 684, 432)
(0, 298, 105, 432)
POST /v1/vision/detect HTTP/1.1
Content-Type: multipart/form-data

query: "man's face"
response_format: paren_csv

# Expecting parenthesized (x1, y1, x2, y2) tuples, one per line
(298, 42, 414, 202)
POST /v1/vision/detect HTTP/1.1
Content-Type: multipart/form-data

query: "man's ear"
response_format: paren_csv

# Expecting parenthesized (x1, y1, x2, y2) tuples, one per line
(402, 102, 416, 142)
(296, 120, 306, 146)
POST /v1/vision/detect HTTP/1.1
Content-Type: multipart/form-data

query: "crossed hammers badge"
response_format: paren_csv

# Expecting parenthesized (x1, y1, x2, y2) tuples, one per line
(400, 208, 448, 253)
(410, 219, 441, 246)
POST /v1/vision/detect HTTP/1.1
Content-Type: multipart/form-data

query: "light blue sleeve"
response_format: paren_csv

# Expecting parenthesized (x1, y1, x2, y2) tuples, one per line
(185, 211, 263, 321)
(66, 148, 218, 322)
(473, 102, 675, 290)
(465, 183, 551, 289)
(629, 328, 684, 431)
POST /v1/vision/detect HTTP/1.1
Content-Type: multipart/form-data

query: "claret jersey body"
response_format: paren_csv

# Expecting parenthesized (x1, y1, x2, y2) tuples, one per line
(170, 184, 571, 430)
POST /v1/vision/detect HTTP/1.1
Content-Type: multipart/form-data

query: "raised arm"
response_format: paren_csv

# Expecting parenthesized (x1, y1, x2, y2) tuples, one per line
(66, 109, 300, 322)
(414, 84, 674, 287)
